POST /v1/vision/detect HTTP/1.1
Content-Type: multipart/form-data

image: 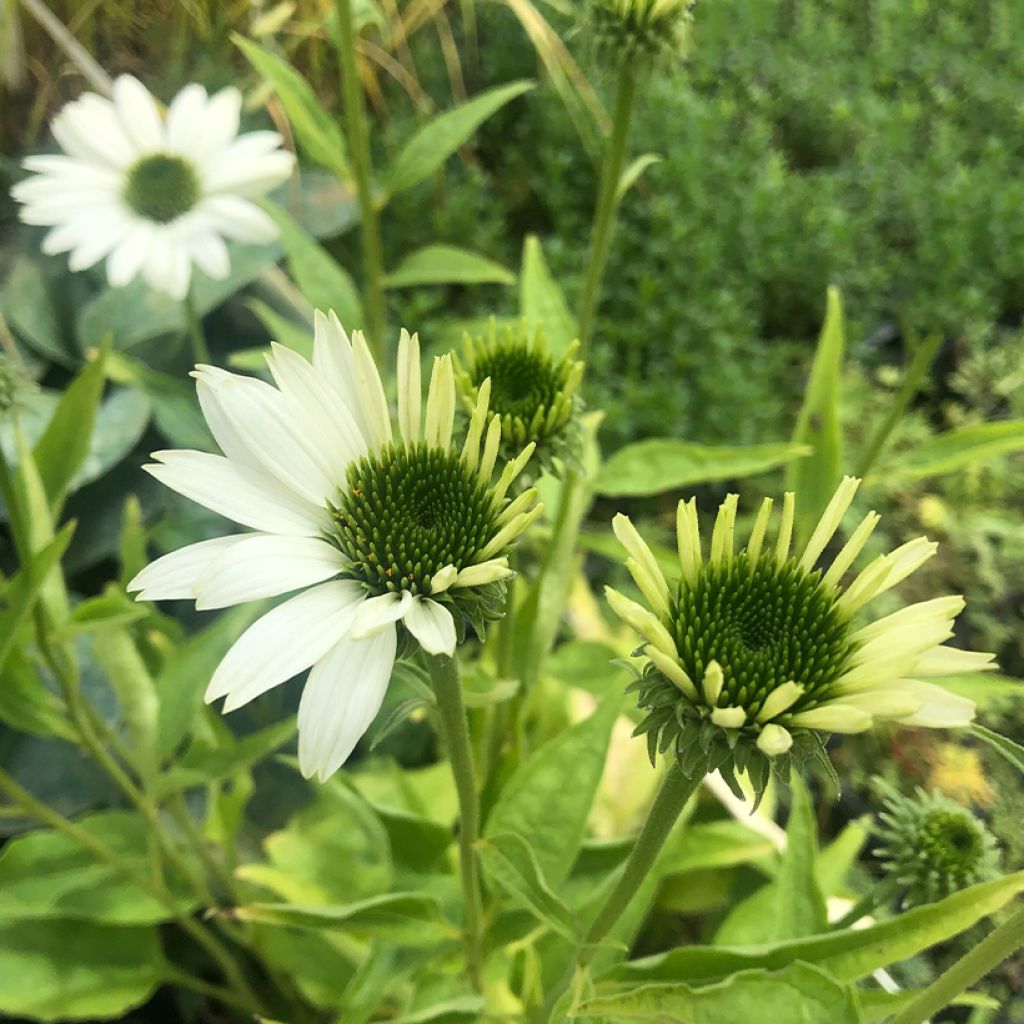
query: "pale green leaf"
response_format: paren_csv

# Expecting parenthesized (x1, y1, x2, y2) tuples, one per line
(883, 420, 1024, 479)
(385, 245, 516, 288)
(235, 35, 349, 178)
(1, 257, 76, 366)
(773, 776, 827, 939)
(386, 81, 534, 196)
(520, 234, 576, 355)
(596, 439, 811, 497)
(68, 588, 147, 636)
(0, 648, 72, 738)
(787, 285, 845, 543)
(615, 153, 662, 203)
(662, 820, 776, 875)
(971, 723, 1024, 774)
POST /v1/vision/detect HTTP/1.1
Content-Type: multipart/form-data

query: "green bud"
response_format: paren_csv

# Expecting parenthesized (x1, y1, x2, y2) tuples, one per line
(582, 0, 697, 70)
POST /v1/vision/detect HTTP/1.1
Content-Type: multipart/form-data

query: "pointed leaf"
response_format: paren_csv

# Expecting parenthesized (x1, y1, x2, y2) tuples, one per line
(883, 419, 1024, 479)
(385, 245, 516, 288)
(773, 775, 827, 939)
(520, 234, 576, 355)
(971, 723, 1024, 774)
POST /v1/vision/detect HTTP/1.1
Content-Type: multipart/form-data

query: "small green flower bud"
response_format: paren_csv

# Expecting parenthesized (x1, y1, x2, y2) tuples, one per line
(455, 322, 584, 480)
(582, 0, 697, 70)
(875, 783, 1000, 908)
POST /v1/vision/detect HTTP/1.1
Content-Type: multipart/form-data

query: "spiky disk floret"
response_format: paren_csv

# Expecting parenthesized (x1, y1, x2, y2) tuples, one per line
(875, 784, 1000, 907)
(456, 323, 584, 477)
(606, 477, 993, 802)
(583, 0, 697, 69)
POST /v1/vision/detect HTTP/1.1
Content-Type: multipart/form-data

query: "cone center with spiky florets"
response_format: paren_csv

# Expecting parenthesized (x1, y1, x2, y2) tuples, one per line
(123, 154, 200, 223)
(585, 0, 697, 67)
(671, 553, 856, 719)
(330, 443, 501, 598)
(472, 343, 562, 423)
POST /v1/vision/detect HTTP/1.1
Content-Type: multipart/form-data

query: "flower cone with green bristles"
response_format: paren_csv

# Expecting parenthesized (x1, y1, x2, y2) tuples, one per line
(605, 477, 994, 801)
(583, 0, 698, 69)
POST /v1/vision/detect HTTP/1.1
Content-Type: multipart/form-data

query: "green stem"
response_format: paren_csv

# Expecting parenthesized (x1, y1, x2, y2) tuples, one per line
(830, 876, 900, 931)
(183, 290, 210, 365)
(335, 0, 387, 360)
(428, 653, 486, 991)
(0, 768, 265, 1017)
(535, 766, 699, 1022)
(889, 904, 1024, 1024)
(576, 66, 638, 360)
(855, 333, 942, 479)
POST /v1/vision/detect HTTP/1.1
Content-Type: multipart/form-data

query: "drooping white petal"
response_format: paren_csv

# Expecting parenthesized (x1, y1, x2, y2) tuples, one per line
(911, 646, 997, 677)
(646, 647, 698, 700)
(430, 564, 458, 594)
(604, 586, 677, 659)
(397, 328, 422, 445)
(187, 232, 231, 281)
(143, 450, 330, 536)
(788, 704, 873, 734)
(351, 591, 413, 640)
(821, 511, 880, 590)
(403, 597, 457, 656)
(351, 330, 393, 448)
(126, 535, 249, 600)
(799, 475, 860, 571)
(888, 679, 976, 729)
(297, 626, 397, 781)
(195, 195, 279, 243)
(194, 535, 346, 610)
(207, 580, 364, 710)
(840, 688, 923, 720)
(202, 148, 294, 196)
(112, 75, 165, 153)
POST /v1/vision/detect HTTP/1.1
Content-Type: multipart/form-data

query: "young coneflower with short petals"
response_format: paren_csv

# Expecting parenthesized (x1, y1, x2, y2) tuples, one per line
(12, 75, 293, 299)
(605, 477, 993, 798)
(128, 312, 540, 780)
(584, 0, 697, 67)
(875, 783, 1000, 908)
(455, 323, 584, 477)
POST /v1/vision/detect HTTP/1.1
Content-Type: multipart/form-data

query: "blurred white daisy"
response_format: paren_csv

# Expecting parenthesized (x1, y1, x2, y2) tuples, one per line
(128, 313, 540, 780)
(12, 75, 294, 300)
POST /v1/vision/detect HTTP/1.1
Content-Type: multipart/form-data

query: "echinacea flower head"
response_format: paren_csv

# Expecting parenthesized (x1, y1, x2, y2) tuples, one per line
(875, 782, 1000, 908)
(583, 0, 697, 69)
(12, 75, 294, 300)
(605, 477, 993, 800)
(128, 313, 540, 781)
(455, 323, 584, 477)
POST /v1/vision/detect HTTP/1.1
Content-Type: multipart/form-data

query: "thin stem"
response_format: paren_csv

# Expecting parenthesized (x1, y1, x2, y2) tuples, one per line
(427, 653, 485, 991)
(17, 0, 114, 95)
(183, 290, 210, 365)
(576, 66, 638, 360)
(0, 768, 265, 1017)
(162, 968, 254, 1015)
(889, 905, 1024, 1024)
(335, 0, 387, 360)
(855, 333, 942, 479)
(535, 766, 699, 1022)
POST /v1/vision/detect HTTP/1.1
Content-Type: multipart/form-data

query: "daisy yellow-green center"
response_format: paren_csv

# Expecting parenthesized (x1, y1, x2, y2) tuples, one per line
(123, 153, 200, 223)
(670, 552, 856, 717)
(471, 343, 561, 424)
(330, 444, 500, 597)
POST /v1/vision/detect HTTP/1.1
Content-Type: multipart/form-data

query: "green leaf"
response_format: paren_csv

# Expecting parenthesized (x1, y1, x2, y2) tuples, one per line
(971, 723, 1024, 774)
(389, 996, 486, 1024)
(386, 81, 534, 196)
(477, 832, 580, 939)
(485, 690, 622, 886)
(234, 298, 314, 366)
(154, 603, 265, 759)
(0, 648, 72, 738)
(520, 234, 576, 355)
(1, 257, 76, 366)
(611, 870, 1024, 986)
(33, 347, 107, 511)
(773, 776, 827, 939)
(546, 639, 623, 698)
(234, 35, 350, 179)
(385, 245, 516, 288)
(615, 153, 662, 204)
(234, 893, 450, 945)
(0, 523, 74, 674)
(882, 419, 1024, 479)
(575, 962, 860, 1023)
(0, 811, 195, 924)
(73, 387, 151, 490)
(0, 919, 162, 1021)
(787, 285, 845, 543)
(859, 988, 999, 1022)
(68, 589, 148, 635)
(596, 439, 811, 497)
(264, 201, 363, 328)
(662, 821, 776, 875)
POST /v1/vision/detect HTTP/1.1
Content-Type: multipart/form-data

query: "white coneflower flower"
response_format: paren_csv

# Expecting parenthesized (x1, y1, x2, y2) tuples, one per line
(11, 75, 294, 300)
(128, 312, 539, 781)
(605, 477, 993, 799)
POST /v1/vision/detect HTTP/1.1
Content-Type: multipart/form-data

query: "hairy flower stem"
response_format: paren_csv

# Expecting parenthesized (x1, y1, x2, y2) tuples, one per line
(536, 766, 699, 1022)
(0, 768, 266, 1017)
(576, 65, 638, 360)
(335, 0, 387, 361)
(890, 905, 1024, 1024)
(184, 290, 210, 365)
(428, 653, 486, 991)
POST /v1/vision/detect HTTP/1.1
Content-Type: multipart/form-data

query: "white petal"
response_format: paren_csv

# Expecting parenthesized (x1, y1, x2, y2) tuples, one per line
(195, 194, 279, 243)
(841, 688, 923, 720)
(646, 647, 698, 700)
(67, 212, 135, 272)
(788, 704, 873, 734)
(51, 95, 137, 168)
(613, 513, 670, 618)
(351, 330, 393, 447)
(702, 660, 724, 706)
(127, 536, 248, 600)
(203, 146, 294, 196)
(757, 724, 793, 756)
(800, 475, 860, 571)
(676, 497, 701, 586)
(203, 87, 243, 153)
(298, 626, 396, 781)
(911, 646, 997, 677)
(187, 232, 231, 280)
(397, 329, 422, 445)
(194, 535, 346, 610)
(351, 591, 413, 640)
(403, 597, 457, 656)
(144, 450, 330, 536)
(106, 222, 156, 288)
(709, 494, 739, 566)
(312, 310, 376, 448)
(207, 580, 365, 710)
(430, 565, 458, 594)
(888, 679, 976, 729)
(711, 706, 745, 728)
(756, 681, 804, 723)
(112, 75, 165, 152)
(604, 586, 677, 659)
(452, 557, 514, 588)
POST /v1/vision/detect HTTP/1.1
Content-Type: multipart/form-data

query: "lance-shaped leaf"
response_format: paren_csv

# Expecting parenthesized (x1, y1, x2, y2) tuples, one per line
(385, 245, 516, 288)
(520, 235, 576, 356)
(882, 419, 1024, 479)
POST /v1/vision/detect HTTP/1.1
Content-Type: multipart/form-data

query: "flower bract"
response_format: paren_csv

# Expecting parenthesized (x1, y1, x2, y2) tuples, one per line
(128, 313, 540, 780)
(605, 478, 994, 799)
(12, 75, 294, 299)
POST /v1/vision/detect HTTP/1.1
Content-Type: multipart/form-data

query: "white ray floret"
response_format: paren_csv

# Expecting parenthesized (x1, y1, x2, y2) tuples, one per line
(130, 312, 539, 781)
(12, 75, 294, 299)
